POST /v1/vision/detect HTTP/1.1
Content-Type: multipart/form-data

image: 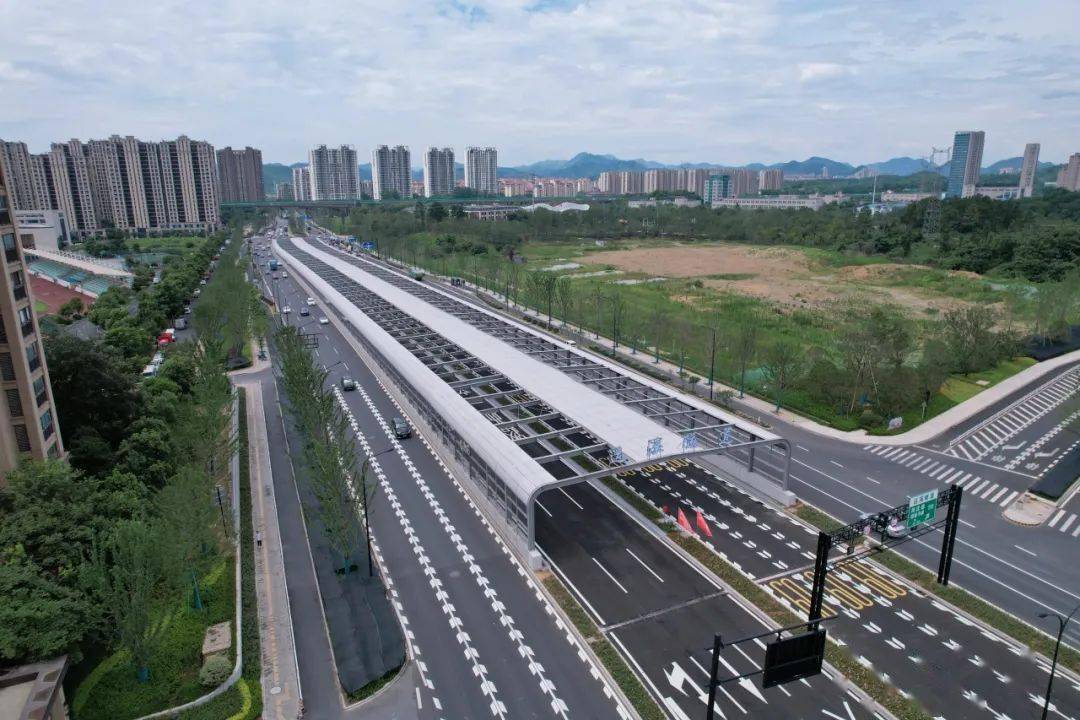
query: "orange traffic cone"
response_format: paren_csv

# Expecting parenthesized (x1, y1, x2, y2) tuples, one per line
(676, 508, 693, 533)
(696, 510, 713, 538)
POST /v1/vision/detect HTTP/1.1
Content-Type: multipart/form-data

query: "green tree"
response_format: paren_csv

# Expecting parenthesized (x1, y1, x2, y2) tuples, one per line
(0, 549, 93, 664)
(156, 466, 218, 608)
(761, 338, 805, 412)
(43, 335, 141, 474)
(84, 520, 166, 681)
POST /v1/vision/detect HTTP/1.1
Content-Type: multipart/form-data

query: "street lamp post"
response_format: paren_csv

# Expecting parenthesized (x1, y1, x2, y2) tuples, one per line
(356, 447, 395, 577)
(1039, 602, 1080, 720)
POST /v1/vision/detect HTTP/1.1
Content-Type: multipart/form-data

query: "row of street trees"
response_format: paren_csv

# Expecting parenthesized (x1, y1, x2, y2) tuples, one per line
(275, 325, 376, 575)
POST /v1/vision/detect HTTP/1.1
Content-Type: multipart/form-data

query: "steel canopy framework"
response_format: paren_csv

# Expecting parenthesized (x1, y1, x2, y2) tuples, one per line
(277, 236, 791, 550)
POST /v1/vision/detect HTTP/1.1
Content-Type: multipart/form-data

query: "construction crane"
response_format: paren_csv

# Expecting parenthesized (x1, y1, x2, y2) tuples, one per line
(920, 146, 950, 241)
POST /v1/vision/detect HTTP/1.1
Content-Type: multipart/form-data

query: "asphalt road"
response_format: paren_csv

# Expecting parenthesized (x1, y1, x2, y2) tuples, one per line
(272, 231, 884, 720)
(614, 459, 1080, 719)
(260, 228, 630, 720)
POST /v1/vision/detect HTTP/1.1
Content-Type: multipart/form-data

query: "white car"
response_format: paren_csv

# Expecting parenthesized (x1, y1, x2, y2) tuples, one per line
(306, 297, 316, 306)
(281, 305, 291, 314)
(318, 316, 329, 325)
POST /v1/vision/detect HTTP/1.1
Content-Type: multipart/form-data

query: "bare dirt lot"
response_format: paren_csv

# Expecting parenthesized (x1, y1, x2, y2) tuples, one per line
(579, 244, 972, 314)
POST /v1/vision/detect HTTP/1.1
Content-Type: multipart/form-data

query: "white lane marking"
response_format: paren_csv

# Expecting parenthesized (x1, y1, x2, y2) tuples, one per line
(989, 486, 1010, 504)
(559, 487, 584, 510)
(979, 483, 1000, 500)
(797, 444, 809, 452)
(625, 548, 664, 583)
(865, 476, 881, 485)
(1059, 514, 1076, 533)
(536, 500, 553, 518)
(1001, 491, 1019, 507)
(1014, 545, 1037, 558)
(592, 557, 629, 594)
(1049, 510, 1066, 528)
(830, 460, 844, 468)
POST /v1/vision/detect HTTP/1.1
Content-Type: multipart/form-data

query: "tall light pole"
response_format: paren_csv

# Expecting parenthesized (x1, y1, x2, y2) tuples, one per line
(356, 447, 396, 577)
(1039, 602, 1080, 719)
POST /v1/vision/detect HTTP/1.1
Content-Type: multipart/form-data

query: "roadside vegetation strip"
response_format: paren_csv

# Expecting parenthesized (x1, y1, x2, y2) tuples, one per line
(179, 388, 263, 720)
(540, 575, 665, 720)
(792, 504, 1080, 676)
(603, 474, 931, 720)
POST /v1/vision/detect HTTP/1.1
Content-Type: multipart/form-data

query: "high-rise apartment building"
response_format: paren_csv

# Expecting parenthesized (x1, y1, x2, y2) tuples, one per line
(703, 174, 732, 203)
(48, 140, 99, 237)
(8, 135, 220, 237)
(0, 165, 63, 481)
(423, 147, 455, 197)
(1018, 143, 1040, 198)
(597, 171, 619, 194)
(464, 147, 498, 195)
(292, 166, 312, 201)
(644, 169, 679, 194)
(0, 142, 51, 210)
(308, 145, 358, 201)
(217, 146, 264, 202)
(1059, 153, 1080, 192)
(946, 130, 985, 198)
(758, 168, 784, 191)
(275, 182, 294, 201)
(371, 145, 412, 200)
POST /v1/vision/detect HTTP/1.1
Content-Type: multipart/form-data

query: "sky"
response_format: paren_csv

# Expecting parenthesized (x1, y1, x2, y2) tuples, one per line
(2, 0, 1078, 167)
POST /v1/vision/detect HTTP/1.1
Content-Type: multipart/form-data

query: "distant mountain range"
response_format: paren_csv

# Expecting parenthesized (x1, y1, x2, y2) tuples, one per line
(261, 151, 1059, 190)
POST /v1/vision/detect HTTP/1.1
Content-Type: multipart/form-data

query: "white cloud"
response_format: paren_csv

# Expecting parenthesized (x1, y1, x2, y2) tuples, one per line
(798, 62, 855, 82)
(0, 0, 1077, 165)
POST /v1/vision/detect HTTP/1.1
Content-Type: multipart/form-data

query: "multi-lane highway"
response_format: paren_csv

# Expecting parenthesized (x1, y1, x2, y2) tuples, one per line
(255, 228, 632, 720)
(266, 229, 889, 720)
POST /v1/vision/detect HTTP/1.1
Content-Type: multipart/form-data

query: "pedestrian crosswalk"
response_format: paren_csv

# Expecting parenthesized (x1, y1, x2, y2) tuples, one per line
(1046, 508, 1080, 537)
(944, 367, 1079, 462)
(863, 445, 1022, 509)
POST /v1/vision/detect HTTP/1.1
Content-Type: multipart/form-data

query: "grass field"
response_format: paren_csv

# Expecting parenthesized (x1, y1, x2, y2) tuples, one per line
(127, 236, 205, 256)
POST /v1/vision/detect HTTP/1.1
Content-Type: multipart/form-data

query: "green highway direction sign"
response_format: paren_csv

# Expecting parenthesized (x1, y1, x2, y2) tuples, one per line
(907, 489, 939, 528)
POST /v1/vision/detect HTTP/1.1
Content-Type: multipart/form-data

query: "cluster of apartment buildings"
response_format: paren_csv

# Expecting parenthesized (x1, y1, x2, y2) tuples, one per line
(0, 136, 229, 239)
(596, 167, 784, 199)
(285, 145, 499, 202)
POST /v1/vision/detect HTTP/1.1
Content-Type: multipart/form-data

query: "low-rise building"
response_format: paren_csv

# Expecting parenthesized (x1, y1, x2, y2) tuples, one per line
(711, 194, 843, 210)
(973, 185, 1021, 200)
(463, 204, 519, 220)
(12, 209, 71, 251)
(879, 190, 934, 203)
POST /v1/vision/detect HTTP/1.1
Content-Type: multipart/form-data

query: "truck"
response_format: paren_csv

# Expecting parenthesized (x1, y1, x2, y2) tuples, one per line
(268, 259, 279, 271)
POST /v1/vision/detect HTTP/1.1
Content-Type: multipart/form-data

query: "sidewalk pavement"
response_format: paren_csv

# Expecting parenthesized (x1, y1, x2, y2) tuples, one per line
(237, 378, 302, 720)
(459, 281, 1080, 447)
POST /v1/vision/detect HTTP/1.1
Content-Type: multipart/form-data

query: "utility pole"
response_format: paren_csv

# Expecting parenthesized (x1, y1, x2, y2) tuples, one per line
(1039, 603, 1080, 720)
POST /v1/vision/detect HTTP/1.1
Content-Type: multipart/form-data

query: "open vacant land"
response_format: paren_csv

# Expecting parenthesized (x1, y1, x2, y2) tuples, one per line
(574, 242, 1023, 317)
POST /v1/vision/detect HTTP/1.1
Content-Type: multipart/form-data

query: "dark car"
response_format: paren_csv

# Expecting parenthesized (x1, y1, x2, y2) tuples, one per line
(300, 307, 310, 316)
(341, 377, 356, 391)
(391, 417, 411, 439)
